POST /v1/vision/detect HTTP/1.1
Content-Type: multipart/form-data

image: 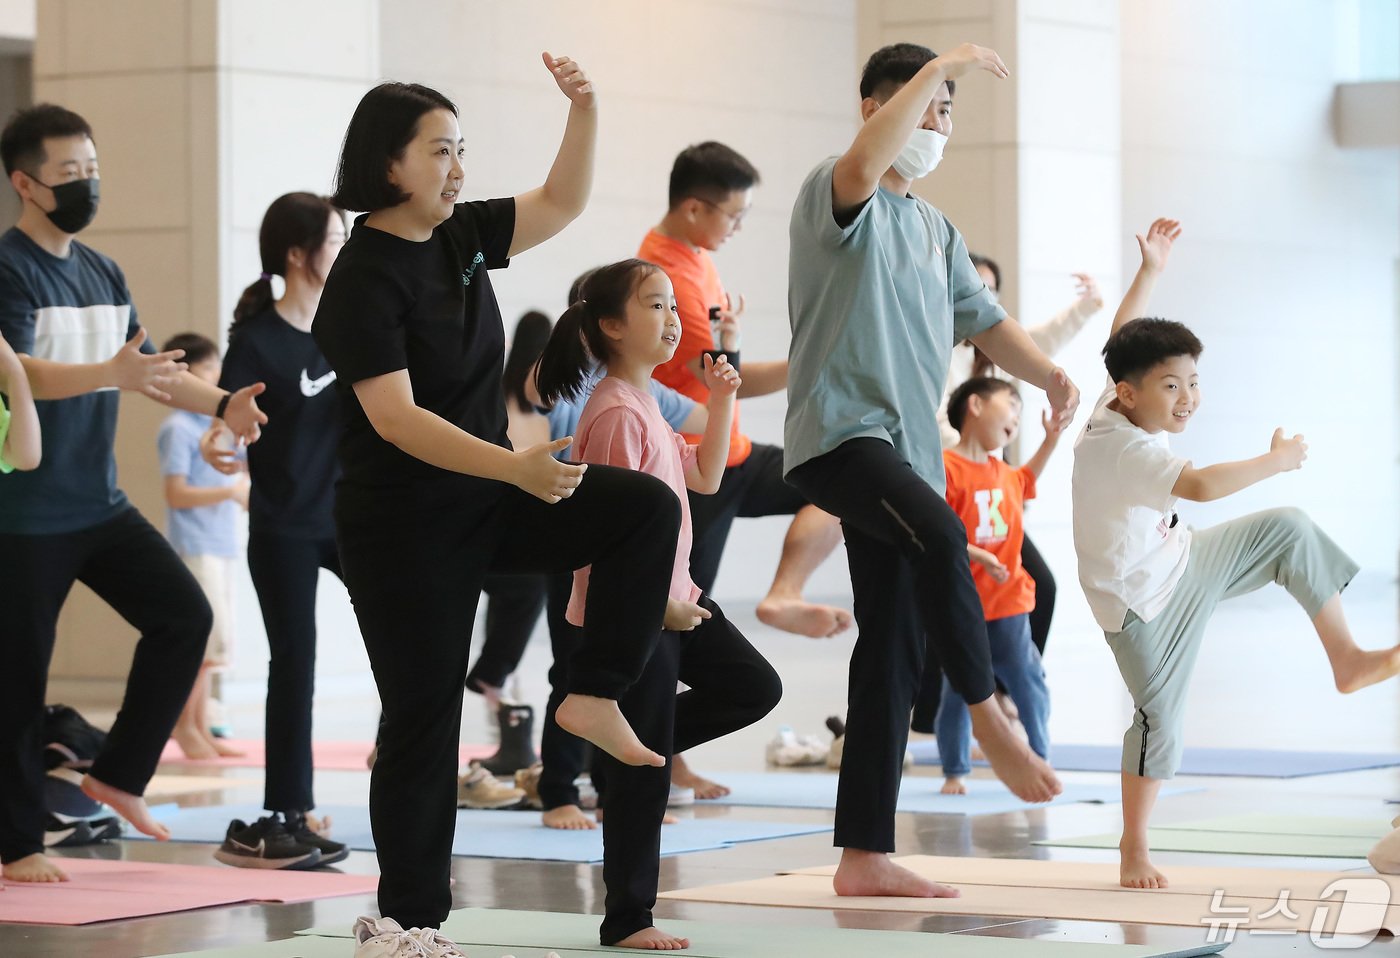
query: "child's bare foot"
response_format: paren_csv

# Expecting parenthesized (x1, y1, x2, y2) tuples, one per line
(1333, 644, 1400, 694)
(556, 694, 665, 767)
(172, 725, 217, 760)
(832, 849, 960, 898)
(940, 777, 967, 795)
(756, 596, 853, 638)
(594, 808, 678, 825)
(543, 805, 597, 830)
(209, 734, 245, 758)
(671, 764, 730, 800)
(2, 852, 69, 883)
(973, 709, 1061, 803)
(1120, 843, 1168, 889)
(613, 926, 691, 950)
(304, 812, 333, 837)
(81, 775, 170, 841)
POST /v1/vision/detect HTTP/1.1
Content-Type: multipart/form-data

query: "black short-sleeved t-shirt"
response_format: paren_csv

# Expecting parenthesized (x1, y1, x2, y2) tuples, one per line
(312, 199, 515, 505)
(220, 307, 340, 539)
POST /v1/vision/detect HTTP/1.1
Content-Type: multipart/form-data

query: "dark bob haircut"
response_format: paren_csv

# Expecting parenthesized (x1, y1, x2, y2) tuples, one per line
(331, 82, 457, 212)
(1103, 318, 1204, 384)
(859, 43, 955, 101)
(946, 376, 1018, 433)
(1, 103, 94, 177)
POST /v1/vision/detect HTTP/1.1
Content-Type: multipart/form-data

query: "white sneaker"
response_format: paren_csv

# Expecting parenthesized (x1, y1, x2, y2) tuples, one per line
(353, 916, 469, 957)
(667, 784, 695, 807)
(765, 726, 828, 767)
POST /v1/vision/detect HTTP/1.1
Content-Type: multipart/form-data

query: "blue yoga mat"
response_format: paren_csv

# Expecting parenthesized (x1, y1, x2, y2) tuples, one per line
(702, 771, 1187, 814)
(908, 740, 1400, 778)
(131, 803, 830, 863)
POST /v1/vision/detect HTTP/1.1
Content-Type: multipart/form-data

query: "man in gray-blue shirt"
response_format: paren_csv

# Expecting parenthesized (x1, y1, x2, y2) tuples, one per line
(784, 42, 1080, 899)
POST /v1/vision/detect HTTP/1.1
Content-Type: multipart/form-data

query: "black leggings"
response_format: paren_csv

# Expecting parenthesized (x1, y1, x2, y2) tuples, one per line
(465, 573, 548, 694)
(911, 532, 1057, 733)
(0, 508, 210, 863)
(787, 438, 994, 853)
(246, 529, 344, 814)
(592, 596, 781, 945)
(335, 466, 680, 930)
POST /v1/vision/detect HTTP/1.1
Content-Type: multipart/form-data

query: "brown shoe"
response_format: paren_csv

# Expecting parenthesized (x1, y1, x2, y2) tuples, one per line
(457, 762, 526, 810)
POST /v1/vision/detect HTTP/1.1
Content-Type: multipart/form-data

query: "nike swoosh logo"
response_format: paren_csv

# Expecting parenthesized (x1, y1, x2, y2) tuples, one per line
(299, 368, 337, 397)
(231, 837, 266, 854)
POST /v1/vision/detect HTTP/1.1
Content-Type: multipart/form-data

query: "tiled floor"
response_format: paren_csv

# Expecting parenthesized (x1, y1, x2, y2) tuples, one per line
(5, 576, 1398, 957)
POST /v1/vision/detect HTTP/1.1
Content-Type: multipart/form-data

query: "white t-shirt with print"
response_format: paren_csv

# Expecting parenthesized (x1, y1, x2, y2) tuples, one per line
(1071, 382, 1192, 632)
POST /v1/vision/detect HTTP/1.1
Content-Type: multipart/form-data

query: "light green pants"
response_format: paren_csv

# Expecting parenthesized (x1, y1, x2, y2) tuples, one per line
(1107, 507, 1359, 779)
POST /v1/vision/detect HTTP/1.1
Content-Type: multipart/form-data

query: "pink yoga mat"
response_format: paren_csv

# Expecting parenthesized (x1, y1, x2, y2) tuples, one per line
(159, 739, 494, 771)
(0, 858, 378, 925)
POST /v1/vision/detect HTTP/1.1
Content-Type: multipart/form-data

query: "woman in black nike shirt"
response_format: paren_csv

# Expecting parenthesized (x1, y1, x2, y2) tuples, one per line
(313, 56, 682, 952)
(207, 191, 352, 870)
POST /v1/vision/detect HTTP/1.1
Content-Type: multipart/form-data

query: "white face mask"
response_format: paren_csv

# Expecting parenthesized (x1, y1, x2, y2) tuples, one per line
(891, 128, 947, 181)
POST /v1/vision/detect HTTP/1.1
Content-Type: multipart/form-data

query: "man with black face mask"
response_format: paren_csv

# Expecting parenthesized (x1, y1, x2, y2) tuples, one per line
(0, 104, 268, 884)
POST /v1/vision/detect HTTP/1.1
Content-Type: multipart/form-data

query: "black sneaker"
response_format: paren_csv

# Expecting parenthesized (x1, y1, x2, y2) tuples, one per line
(214, 815, 323, 870)
(283, 812, 349, 866)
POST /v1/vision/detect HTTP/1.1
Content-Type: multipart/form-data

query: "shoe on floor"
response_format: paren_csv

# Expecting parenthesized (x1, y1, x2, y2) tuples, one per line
(352, 915, 475, 958)
(457, 762, 527, 810)
(514, 763, 544, 810)
(765, 725, 828, 767)
(667, 784, 695, 807)
(284, 811, 349, 866)
(213, 815, 323, 870)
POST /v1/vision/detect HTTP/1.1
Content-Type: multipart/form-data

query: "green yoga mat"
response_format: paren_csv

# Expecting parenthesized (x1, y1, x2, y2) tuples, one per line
(1157, 814, 1389, 839)
(299, 906, 1225, 957)
(1036, 828, 1374, 858)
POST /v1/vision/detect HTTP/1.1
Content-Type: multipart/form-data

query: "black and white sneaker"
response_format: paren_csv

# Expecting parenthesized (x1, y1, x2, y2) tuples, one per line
(283, 812, 349, 866)
(214, 816, 323, 870)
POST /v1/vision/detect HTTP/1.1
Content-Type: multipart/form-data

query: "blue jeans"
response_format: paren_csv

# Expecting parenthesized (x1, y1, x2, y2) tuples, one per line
(935, 613, 1049, 777)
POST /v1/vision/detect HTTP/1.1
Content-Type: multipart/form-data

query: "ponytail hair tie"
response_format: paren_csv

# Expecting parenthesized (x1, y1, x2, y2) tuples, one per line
(259, 272, 272, 281)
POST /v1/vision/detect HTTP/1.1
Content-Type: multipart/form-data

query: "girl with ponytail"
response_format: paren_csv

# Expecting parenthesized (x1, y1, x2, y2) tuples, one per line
(534, 257, 781, 949)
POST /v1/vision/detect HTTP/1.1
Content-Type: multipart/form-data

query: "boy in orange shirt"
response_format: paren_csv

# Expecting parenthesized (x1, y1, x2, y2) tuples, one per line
(936, 376, 1063, 795)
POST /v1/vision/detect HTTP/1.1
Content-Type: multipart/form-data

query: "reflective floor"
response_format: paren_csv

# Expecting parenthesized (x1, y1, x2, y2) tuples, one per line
(5, 576, 1399, 957)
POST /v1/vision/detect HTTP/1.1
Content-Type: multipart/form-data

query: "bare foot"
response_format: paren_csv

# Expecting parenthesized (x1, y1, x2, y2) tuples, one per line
(612, 926, 691, 950)
(756, 597, 853, 638)
(832, 849, 960, 898)
(304, 813, 333, 838)
(940, 777, 967, 795)
(81, 775, 170, 841)
(671, 765, 730, 800)
(1120, 844, 1169, 889)
(974, 713, 1061, 804)
(209, 734, 245, 758)
(3, 852, 70, 883)
(543, 805, 597, 830)
(172, 726, 217, 761)
(594, 808, 678, 826)
(555, 694, 665, 767)
(1334, 645, 1400, 694)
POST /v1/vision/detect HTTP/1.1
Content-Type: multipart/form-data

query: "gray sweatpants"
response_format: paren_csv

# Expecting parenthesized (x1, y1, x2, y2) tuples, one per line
(1107, 507, 1359, 779)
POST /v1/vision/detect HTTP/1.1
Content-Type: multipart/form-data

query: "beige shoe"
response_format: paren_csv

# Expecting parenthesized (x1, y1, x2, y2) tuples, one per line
(458, 762, 527, 810)
(514, 763, 543, 810)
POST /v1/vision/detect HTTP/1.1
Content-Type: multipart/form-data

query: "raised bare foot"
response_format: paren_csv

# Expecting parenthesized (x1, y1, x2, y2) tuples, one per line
(555, 695, 665, 767)
(172, 726, 217, 761)
(209, 735, 246, 758)
(832, 849, 960, 898)
(3, 852, 69, 883)
(1334, 644, 1400, 694)
(940, 777, 967, 795)
(543, 805, 597, 830)
(81, 775, 170, 841)
(756, 597, 853, 638)
(976, 721, 1061, 804)
(1120, 845, 1168, 889)
(671, 765, 730, 800)
(612, 926, 691, 950)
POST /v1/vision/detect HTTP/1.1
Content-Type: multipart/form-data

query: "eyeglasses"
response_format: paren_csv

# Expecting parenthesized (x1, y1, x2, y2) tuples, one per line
(695, 197, 749, 227)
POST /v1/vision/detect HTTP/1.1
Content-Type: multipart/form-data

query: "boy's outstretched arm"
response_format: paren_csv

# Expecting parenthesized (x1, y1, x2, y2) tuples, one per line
(1022, 409, 1065, 480)
(1111, 218, 1181, 338)
(1173, 428, 1307, 502)
(831, 43, 1007, 215)
(510, 52, 597, 257)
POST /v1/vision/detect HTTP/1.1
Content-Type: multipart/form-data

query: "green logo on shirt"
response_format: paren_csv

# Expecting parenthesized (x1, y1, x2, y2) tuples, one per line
(974, 488, 1008, 542)
(462, 251, 484, 287)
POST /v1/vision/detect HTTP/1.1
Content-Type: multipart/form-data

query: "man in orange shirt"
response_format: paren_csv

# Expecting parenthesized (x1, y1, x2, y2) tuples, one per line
(639, 143, 850, 797)
(934, 376, 1062, 796)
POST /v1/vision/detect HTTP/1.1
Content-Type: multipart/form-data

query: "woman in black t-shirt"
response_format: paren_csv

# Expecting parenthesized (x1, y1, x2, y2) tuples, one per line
(206, 192, 352, 870)
(312, 58, 683, 951)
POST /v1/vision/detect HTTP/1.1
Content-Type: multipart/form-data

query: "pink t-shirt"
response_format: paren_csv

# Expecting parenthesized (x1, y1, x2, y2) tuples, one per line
(566, 376, 701, 626)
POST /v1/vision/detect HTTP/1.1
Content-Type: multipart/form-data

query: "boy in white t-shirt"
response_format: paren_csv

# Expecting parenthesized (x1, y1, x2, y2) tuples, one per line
(1072, 218, 1400, 890)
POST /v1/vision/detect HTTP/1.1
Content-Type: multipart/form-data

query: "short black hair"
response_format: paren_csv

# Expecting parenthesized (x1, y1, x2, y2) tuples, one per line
(947, 376, 1018, 433)
(969, 253, 1001, 292)
(162, 332, 219, 367)
(668, 141, 760, 209)
(859, 43, 955, 101)
(1, 103, 94, 177)
(331, 82, 458, 212)
(1103, 318, 1204, 384)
